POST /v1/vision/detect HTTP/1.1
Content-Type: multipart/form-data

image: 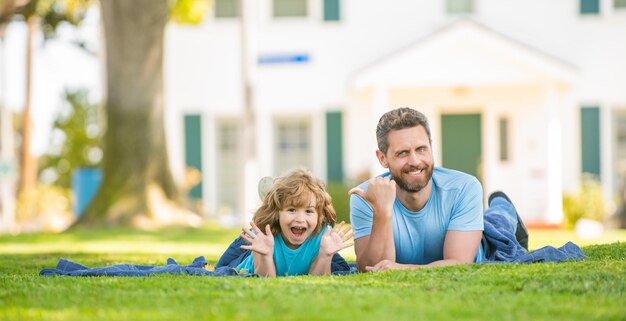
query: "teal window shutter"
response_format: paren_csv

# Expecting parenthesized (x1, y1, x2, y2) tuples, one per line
(184, 114, 203, 199)
(326, 111, 343, 182)
(499, 118, 509, 162)
(580, 0, 600, 14)
(273, 0, 308, 17)
(215, 0, 239, 18)
(615, 0, 626, 8)
(324, 0, 340, 21)
(581, 106, 601, 177)
(446, 0, 473, 14)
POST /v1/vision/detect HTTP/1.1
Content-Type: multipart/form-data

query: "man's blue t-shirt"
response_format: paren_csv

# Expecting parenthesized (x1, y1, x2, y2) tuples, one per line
(350, 167, 485, 264)
(236, 225, 328, 276)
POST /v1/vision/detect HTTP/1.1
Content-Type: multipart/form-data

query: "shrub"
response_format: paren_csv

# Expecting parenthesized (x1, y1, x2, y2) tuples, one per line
(326, 181, 352, 224)
(562, 174, 605, 230)
(16, 184, 74, 232)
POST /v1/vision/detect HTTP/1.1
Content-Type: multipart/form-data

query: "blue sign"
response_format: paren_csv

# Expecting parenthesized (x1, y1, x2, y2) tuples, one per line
(0, 161, 14, 177)
(71, 168, 102, 217)
(258, 53, 310, 65)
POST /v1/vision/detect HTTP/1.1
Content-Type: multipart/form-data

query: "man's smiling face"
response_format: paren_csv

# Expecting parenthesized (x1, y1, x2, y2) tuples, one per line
(382, 125, 434, 193)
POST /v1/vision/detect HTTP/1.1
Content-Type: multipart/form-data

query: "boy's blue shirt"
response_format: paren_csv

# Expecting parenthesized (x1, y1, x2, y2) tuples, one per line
(217, 228, 353, 275)
(236, 225, 328, 276)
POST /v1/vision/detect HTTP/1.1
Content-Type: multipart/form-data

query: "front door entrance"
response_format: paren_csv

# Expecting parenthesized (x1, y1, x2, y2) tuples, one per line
(441, 113, 482, 181)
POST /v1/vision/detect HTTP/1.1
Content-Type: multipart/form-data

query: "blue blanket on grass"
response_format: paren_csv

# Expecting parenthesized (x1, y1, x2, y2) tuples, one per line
(482, 210, 587, 263)
(39, 213, 586, 277)
(39, 256, 252, 277)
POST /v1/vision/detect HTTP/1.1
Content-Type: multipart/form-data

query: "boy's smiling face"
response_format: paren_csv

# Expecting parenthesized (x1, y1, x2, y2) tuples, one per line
(278, 193, 318, 250)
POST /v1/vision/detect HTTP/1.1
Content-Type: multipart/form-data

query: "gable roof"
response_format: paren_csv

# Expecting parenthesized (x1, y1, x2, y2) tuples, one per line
(350, 19, 578, 89)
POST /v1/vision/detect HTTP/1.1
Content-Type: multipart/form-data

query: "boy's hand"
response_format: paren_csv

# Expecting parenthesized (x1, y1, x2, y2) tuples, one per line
(240, 222, 274, 256)
(319, 221, 354, 257)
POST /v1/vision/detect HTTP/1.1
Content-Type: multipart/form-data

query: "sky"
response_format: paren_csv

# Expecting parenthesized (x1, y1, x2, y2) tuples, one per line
(0, 7, 101, 156)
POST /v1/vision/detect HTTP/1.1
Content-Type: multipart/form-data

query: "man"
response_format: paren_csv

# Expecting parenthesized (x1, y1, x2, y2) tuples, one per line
(349, 107, 528, 272)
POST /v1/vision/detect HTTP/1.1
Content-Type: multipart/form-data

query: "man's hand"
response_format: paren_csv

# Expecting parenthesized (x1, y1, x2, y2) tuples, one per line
(349, 176, 396, 218)
(319, 221, 354, 257)
(365, 259, 415, 272)
(240, 222, 274, 256)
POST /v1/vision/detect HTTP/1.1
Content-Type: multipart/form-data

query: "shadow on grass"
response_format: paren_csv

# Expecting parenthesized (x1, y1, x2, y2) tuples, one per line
(0, 224, 240, 244)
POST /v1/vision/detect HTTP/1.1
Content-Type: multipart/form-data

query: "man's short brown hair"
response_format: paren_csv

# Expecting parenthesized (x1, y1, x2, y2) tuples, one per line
(376, 107, 432, 154)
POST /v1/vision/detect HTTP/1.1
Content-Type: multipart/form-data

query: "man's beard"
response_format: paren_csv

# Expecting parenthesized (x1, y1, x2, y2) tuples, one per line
(390, 165, 433, 193)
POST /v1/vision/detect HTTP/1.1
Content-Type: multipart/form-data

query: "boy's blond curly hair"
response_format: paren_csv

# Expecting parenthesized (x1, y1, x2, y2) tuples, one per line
(253, 169, 337, 236)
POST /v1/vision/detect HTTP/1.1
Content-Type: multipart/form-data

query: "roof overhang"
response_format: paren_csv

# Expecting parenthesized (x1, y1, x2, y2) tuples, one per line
(350, 20, 578, 90)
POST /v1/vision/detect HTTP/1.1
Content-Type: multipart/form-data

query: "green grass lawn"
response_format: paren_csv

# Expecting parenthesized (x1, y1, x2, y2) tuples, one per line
(1, 225, 625, 321)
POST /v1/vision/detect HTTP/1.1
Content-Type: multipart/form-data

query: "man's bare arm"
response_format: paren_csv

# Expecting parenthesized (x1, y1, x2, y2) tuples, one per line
(349, 177, 397, 272)
(426, 230, 482, 266)
(364, 230, 482, 271)
(353, 218, 395, 272)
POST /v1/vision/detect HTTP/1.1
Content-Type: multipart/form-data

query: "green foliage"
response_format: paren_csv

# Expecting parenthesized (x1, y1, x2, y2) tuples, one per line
(169, 0, 211, 25)
(326, 181, 351, 223)
(14, 0, 91, 39)
(562, 174, 606, 230)
(39, 89, 103, 188)
(1, 227, 626, 321)
(14, 183, 73, 232)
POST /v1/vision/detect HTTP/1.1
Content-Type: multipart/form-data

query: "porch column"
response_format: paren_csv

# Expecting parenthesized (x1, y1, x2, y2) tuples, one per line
(0, 107, 16, 234)
(370, 83, 389, 176)
(600, 105, 613, 206)
(545, 83, 564, 224)
(482, 105, 497, 196)
(205, 114, 217, 218)
(256, 109, 272, 178)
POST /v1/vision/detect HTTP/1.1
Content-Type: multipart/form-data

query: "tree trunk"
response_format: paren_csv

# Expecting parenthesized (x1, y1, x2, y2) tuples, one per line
(17, 15, 37, 196)
(74, 0, 200, 228)
(0, 0, 18, 38)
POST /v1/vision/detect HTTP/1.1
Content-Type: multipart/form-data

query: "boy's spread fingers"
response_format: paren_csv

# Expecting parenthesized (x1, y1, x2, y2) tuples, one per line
(240, 233, 253, 242)
(241, 229, 255, 239)
(251, 222, 264, 234)
(339, 242, 353, 250)
(265, 224, 272, 236)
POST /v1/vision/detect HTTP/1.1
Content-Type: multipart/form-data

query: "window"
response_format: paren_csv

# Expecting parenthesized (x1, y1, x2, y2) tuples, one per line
(580, 0, 600, 15)
(215, 0, 238, 18)
(323, 0, 340, 21)
(446, 0, 473, 14)
(184, 114, 203, 199)
(581, 106, 601, 177)
(274, 118, 311, 176)
(499, 117, 509, 162)
(216, 120, 239, 215)
(326, 111, 343, 182)
(615, 0, 626, 8)
(614, 110, 626, 196)
(273, 0, 307, 17)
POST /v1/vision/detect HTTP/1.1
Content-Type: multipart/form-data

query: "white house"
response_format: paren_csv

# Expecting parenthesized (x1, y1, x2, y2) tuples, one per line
(162, 0, 626, 225)
(0, 106, 16, 233)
